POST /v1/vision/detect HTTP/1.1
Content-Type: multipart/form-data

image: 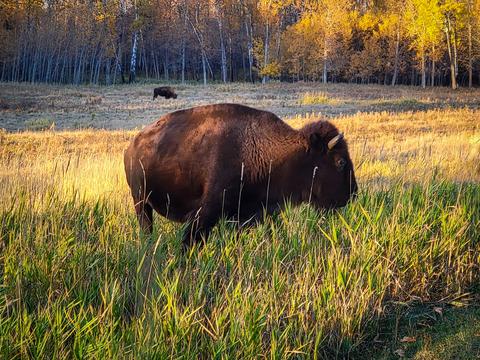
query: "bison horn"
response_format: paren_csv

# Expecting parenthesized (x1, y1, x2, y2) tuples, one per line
(328, 133, 343, 150)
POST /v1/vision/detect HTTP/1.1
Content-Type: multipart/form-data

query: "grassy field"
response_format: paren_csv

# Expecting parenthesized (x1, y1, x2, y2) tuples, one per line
(0, 82, 479, 359)
(1, 81, 480, 131)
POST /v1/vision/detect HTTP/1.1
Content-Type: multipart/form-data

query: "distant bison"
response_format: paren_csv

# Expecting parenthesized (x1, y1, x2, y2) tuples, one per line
(124, 103, 357, 247)
(153, 86, 177, 100)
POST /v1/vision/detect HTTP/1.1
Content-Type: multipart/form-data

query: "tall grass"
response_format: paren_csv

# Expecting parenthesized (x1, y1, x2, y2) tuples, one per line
(1, 180, 478, 358)
(0, 108, 479, 358)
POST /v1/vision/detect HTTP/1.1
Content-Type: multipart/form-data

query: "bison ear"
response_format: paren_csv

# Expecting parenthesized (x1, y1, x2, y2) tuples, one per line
(308, 133, 326, 153)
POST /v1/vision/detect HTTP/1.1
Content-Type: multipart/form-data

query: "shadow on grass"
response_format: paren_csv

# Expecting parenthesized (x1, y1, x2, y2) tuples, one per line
(364, 301, 480, 359)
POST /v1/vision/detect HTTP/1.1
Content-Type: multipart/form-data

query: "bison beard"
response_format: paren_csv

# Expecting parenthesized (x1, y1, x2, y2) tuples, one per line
(124, 103, 357, 249)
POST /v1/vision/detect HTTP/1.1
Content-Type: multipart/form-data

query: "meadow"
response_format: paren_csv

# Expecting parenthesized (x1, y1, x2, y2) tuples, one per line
(0, 82, 479, 359)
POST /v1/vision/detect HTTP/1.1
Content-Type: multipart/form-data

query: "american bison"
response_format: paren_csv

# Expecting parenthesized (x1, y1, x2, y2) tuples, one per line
(124, 103, 357, 247)
(153, 86, 177, 100)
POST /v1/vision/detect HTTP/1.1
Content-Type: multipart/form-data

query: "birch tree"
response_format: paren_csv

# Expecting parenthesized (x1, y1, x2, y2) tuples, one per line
(0, 0, 479, 86)
(405, 0, 442, 88)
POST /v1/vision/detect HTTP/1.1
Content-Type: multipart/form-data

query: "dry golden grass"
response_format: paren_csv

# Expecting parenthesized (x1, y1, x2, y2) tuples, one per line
(1, 107, 478, 206)
(1, 81, 480, 131)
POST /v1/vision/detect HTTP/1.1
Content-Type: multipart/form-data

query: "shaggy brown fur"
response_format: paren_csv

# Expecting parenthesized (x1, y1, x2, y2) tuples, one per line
(124, 103, 357, 248)
(153, 86, 177, 100)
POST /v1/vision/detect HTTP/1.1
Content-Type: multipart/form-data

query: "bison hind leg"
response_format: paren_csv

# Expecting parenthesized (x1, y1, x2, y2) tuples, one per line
(134, 199, 153, 234)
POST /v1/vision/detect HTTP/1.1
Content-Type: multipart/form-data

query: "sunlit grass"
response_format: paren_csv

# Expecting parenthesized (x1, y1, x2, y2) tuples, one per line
(299, 91, 336, 105)
(0, 107, 479, 358)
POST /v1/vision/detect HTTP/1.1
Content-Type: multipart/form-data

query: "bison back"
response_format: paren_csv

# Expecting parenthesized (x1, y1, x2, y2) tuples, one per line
(125, 104, 268, 221)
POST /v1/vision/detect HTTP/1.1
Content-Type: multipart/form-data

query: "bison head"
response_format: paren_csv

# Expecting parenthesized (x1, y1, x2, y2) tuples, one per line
(301, 121, 357, 209)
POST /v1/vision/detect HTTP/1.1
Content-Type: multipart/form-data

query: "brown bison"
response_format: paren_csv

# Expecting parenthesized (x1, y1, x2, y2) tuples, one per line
(124, 103, 357, 247)
(153, 86, 177, 100)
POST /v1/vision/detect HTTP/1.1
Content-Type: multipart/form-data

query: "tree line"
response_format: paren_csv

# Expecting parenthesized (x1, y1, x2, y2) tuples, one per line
(1, 0, 479, 88)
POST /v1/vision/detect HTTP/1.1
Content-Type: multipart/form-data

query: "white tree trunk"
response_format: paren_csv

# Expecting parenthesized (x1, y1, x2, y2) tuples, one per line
(129, 0, 138, 83)
(262, 21, 269, 84)
(245, 14, 254, 82)
(217, 18, 227, 82)
(467, 0, 473, 88)
(445, 17, 457, 89)
(202, 53, 207, 85)
(129, 31, 138, 83)
(181, 41, 186, 84)
(323, 38, 328, 84)
(391, 27, 400, 86)
(431, 44, 435, 87)
(181, 0, 187, 84)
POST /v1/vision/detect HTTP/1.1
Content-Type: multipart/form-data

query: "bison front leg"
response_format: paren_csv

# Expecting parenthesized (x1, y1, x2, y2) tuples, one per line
(182, 202, 221, 250)
(134, 199, 153, 234)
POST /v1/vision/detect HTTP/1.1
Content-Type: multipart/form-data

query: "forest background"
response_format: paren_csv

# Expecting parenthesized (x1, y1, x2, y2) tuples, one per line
(1, 0, 480, 88)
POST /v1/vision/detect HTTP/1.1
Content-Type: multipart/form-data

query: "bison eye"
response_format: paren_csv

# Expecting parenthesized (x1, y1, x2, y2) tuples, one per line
(336, 158, 346, 171)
